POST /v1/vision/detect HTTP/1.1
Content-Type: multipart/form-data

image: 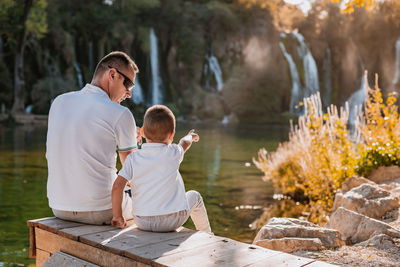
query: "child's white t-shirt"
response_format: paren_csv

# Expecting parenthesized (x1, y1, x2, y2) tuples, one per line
(119, 143, 190, 216)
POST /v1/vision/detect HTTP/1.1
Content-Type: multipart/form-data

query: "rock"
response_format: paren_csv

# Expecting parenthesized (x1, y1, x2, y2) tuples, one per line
(331, 183, 400, 219)
(255, 237, 324, 253)
(326, 207, 400, 244)
(341, 176, 375, 193)
(253, 217, 344, 250)
(369, 166, 400, 184)
(356, 234, 400, 252)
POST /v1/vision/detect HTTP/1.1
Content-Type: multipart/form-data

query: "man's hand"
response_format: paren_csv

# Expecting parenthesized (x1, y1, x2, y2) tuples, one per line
(111, 216, 126, 229)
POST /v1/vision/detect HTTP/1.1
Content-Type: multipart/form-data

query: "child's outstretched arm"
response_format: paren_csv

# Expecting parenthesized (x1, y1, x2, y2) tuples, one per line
(111, 175, 128, 228)
(179, 129, 200, 152)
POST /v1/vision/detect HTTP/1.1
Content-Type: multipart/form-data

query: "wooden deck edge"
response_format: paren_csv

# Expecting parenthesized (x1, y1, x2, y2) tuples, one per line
(29, 225, 36, 258)
(35, 228, 150, 267)
(27, 217, 56, 227)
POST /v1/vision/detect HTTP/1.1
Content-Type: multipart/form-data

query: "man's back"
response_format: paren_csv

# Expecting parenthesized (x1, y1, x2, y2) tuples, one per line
(46, 84, 136, 212)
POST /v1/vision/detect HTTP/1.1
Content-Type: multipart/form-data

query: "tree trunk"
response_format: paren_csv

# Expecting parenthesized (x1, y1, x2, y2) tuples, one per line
(12, 51, 25, 114)
(11, 0, 33, 115)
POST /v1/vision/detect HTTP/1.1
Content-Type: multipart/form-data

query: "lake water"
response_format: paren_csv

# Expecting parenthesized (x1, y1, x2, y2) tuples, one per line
(0, 122, 288, 266)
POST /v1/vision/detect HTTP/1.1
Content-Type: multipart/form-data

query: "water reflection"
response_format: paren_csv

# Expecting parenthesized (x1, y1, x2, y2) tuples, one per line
(0, 122, 289, 266)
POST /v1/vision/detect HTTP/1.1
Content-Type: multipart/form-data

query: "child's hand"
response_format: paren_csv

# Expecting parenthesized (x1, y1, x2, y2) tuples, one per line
(111, 216, 126, 229)
(136, 127, 142, 145)
(188, 129, 200, 142)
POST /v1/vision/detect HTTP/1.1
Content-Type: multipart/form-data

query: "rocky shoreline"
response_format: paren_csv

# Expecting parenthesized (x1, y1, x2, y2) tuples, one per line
(253, 166, 400, 266)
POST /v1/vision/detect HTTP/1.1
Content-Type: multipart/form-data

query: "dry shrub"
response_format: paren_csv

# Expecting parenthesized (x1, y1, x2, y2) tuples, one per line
(254, 93, 358, 224)
(254, 74, 400, 225)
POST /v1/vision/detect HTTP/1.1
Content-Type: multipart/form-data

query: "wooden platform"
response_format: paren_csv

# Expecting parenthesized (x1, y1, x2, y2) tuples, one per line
(27, 217, 336, 267)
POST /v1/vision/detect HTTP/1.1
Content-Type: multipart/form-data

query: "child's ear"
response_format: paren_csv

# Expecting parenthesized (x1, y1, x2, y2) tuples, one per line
(169, 131, 175, 141)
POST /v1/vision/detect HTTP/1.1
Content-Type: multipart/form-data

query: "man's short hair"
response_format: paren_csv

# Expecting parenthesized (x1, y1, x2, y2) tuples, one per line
(93, 51, 139, 78)
(143, 105, 176, 142)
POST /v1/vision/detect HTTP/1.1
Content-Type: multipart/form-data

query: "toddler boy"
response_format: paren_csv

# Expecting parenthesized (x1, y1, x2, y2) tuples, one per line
(111, 105, 211, 233)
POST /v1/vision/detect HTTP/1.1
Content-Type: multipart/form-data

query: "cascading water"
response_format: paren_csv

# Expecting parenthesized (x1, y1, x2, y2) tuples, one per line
(149, 28, 164, 105)
(293, 32, 320, 97)
(279, 40, 301, 114)
(205, 53, 224, 92)
(392, 37, 400, 85)
(347, 71, 368, 126)
(73, 62, 84, 88)
(132, 75, 144, 104)
(323, 48, 332, 106)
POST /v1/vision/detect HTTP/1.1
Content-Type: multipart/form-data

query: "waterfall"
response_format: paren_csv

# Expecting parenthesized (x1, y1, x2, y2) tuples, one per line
(293, 32, 320, 97)
(392, 37, 400, 85)
(25, 105, 33, 114)
(206, 54, 224, 92)
(347, 71, 368, 125)
(132, 75, 144, 104)
(279, 41, 301, 114)
(149, 28, 164, 105)
(323, 48, 332, 106)
(73, 62, 84, 88)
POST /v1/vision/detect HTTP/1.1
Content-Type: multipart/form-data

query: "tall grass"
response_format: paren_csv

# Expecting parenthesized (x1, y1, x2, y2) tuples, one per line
(254, 73, 400, 224)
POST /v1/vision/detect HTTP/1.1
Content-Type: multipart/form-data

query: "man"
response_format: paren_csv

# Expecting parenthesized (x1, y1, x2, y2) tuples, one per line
(46, 51, 140, 225)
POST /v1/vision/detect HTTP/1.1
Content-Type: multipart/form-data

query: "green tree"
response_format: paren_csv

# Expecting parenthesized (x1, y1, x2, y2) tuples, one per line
(0, 0, 47, 114)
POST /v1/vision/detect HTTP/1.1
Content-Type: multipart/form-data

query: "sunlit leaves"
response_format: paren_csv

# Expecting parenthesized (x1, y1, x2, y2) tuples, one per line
(332, 0, 376, 13)
(26, 0, 48, 39)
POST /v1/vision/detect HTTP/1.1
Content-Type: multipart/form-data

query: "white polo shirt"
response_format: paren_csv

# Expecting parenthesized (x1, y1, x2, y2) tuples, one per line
(119, 143, 189, 216)
(46, 84, 137, 211)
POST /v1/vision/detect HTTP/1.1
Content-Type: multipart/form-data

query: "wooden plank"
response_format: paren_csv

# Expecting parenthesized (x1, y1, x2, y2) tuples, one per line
(122, 231, 224, 262)
(247, 253, 316, 267)
(35, 228, 149, 267)
(62, 224, 116, 239)
(154, 238, 282, 267)
(29, 225, 36, 258)
(27, 217, 57, 227)
(43, 251, 100, 267)
(36, 248, 51, 267)
(80, 226, 196, 254)
(35, 217, 84, 240)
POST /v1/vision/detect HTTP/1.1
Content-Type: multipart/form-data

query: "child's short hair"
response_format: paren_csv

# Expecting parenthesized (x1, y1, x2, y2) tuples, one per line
(143, 105, 175, 142)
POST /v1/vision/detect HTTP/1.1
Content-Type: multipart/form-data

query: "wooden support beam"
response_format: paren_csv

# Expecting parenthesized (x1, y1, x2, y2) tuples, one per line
(35, 228, 150, 267)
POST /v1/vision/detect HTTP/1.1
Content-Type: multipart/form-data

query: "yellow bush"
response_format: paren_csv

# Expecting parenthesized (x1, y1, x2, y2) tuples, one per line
(356, 75, 400, 176)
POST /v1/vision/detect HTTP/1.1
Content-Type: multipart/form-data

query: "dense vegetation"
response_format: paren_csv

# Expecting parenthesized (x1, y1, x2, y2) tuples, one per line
(1, 0, 400, 123)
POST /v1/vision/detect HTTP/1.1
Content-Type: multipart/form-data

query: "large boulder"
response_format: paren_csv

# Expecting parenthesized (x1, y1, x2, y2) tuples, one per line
(341, 176, 375, 193)
(369, 166, 400, 184)
(253, 218, 344, 252)
(326, 207, 400, 244)
(356, 234, 400, 252)
(255, 237, 324, 253)
(331, 183, 400, 219)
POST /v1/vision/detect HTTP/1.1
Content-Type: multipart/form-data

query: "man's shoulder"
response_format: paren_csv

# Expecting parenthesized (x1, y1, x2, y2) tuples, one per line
(52, 90, 80, 104)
